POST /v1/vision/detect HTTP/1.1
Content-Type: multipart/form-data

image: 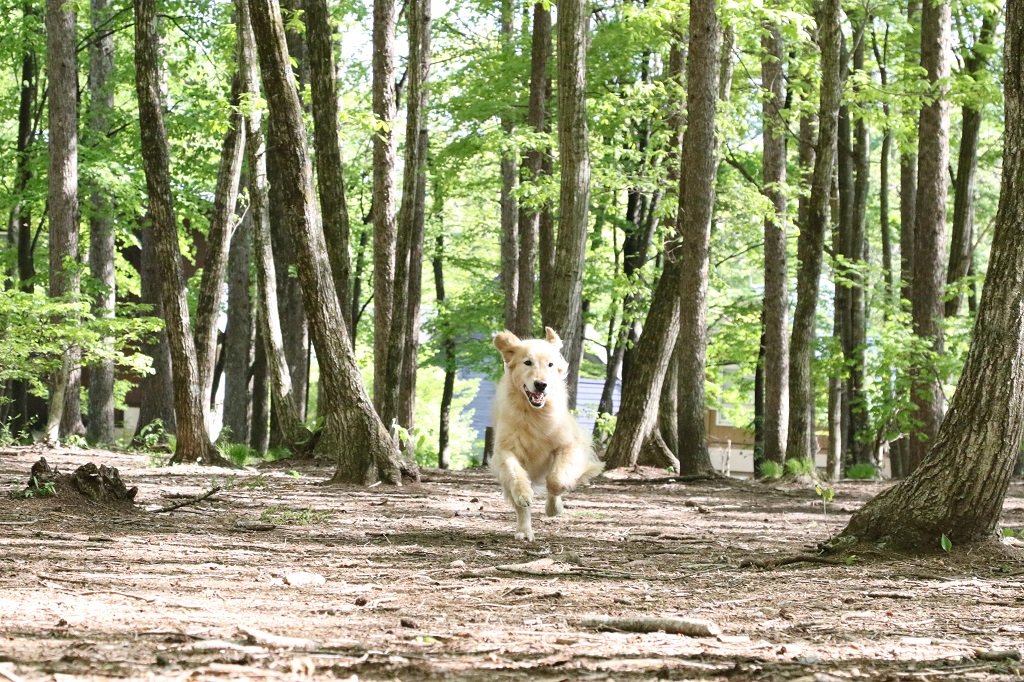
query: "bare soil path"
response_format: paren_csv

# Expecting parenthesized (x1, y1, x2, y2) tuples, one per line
(1, 446, 1023, 681)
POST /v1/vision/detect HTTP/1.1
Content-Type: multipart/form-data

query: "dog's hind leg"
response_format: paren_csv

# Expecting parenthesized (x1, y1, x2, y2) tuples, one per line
(545, 494, 563, 517)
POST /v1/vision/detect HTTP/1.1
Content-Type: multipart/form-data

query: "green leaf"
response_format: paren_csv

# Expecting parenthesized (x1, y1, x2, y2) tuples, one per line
(940, 534, 953, 552)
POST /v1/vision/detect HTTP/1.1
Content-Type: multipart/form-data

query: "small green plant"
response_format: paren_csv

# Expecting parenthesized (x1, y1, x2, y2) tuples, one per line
(845, 463, 878, 480)
(240, 475, 268, 490)
(940, 533, 953, 552)
(219, 442, 258, 467)
(288, 469, 302, 479)
(784, 457, 815, 477)
(265, 447, 292, 462)
(135, 419, 171, 452)
(815, 484, 836, 537)
(63, 434, 88, 448)
(758, 460, 784, 480)
(260, 506, 330, 525)
(16, 476, 57, 499)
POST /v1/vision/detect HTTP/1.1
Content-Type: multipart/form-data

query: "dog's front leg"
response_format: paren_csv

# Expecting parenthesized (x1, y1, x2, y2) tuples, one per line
(497, 455, 535, 541)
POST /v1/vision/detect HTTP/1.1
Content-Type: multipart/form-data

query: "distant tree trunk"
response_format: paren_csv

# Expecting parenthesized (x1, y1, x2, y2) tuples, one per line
(372, 0, 398, 413)
(433, 234, 455, 469)
(786, 0, 842, 464)
(761, 15, 788, 465)
(945, 13, 995, 319)
(85, 0, 116, 445)
(659, 341, 679, 456)
(248, 0, 416, 484)
(908, 0, 951, 474)
(499, 0, 520, 333)
(675, 0, 720, 477)
(134, 0, 227, 466)
(195, 74, 246, 412)
(238, 0, 311, 450)
(45, 0, 86, 442)
(842, 2, 1024, 547)
(134, 225, 176, 439)
(873, 26, 895, 295)
(836, 100, 853, 462)
(549, 0, 590, 408)
(222, 196, 253, 444)
(753, 326, 766, 475)
(351, 226, 369, 342)
(307, 0, 353, 330)
(249, 327, 270, 452)
(383, 0, 430, 433)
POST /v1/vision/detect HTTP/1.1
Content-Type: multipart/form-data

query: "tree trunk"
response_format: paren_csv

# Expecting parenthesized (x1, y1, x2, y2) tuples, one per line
(134, 0, 228, 466)
(908, 0, 951, 474)
(195, 74, 246, 413)
(873, 27, 895, 296)
(945, 13, 995, 319)
(842, 2, 1024, 547)
(250, 326, 270, 453)
(761, 16, 788, 465)
(133, 224, 176, 440)
(786, 0, 842, 464)
(45, 0, 85, 443)
(499, 0, 520, 333)
(549, 0, 591, 408)
(84, 0, 116, 445)
(248, 0, 416, 485)
(238, 0, 311, 450)
(433, 234, 455, 469)
(675, 0, 720, 477)
(222, 195, 254, 444)
(372, 0, 398, 413)
(307, 0, 353, 330)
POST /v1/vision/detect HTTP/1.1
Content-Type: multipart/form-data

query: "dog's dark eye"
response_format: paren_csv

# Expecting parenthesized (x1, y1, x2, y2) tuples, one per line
(548, 362, 554, 367)
(524, 360, 533, 366)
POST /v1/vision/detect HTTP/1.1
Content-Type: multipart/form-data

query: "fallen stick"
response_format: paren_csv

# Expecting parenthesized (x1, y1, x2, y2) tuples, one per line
(581, 615, 720, 637)
(151, 486, 222, 513)
(238, 625, 320, 651)
(0, 520, 38, 526)
(738, 554, 849, 569)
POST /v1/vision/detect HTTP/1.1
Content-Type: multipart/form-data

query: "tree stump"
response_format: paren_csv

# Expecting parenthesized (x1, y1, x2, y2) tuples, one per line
(23, 458, 138, 509)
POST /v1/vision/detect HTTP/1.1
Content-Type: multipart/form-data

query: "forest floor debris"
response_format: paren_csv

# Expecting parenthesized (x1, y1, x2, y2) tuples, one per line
(1, 445, 1023, 680)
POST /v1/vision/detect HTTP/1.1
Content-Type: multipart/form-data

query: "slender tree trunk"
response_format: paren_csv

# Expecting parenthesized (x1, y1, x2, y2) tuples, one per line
(372, 0, 398, 413)
(842, 2, 1024, 547)
(250, 326, 270, 453)
(223, 196, 254, 444)
(238, 0, 311, 450)
(134, 0, 227, 466)
(761, 15, 788, 465)
(786, 0, 842, 464)
(549, 0, 591, 408)
(908, 0, 951, 474)
(195, 74, 246, 412)
(248, 0, 416, 484)
(836, 100, 853, 463)
(499, 0, 520, 333)
(873, 27, 895, 295)
(433, 234, 455, 469)
(675, 0, 720, 477)
(307, 0, 353, 330)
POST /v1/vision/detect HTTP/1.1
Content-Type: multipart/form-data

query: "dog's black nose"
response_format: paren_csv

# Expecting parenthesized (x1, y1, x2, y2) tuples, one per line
(533, 380, 547, 393)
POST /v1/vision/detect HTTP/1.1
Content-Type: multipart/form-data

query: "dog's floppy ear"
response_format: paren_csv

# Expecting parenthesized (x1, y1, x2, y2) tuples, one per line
(494, 330, 522, 364)
(544, 327, 563, 350)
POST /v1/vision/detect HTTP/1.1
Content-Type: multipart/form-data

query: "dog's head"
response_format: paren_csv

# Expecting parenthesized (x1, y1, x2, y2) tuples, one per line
(493, 327, 568, 410)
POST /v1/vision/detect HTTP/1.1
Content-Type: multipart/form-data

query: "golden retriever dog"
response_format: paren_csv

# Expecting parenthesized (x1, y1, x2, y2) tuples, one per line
(490, 327, 604, 541)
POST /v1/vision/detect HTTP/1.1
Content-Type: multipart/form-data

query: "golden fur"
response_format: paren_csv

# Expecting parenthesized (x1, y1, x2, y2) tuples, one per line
(490, 327, 604, 541)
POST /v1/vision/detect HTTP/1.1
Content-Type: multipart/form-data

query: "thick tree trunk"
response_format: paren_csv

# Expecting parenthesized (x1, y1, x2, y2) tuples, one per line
(761, 17, 788, 466)
(45, 0, 84, 443)
(134, 0, 227, 466)
(908, 0, 951, 474)
(549, 0, 591, 408)
(222, 198, 253, 444)
(842, 3, 1024, 547)
(372, 0, 398, 413)
(134, 225, 176, 440)
(238, 0, 311, 450)
(195, 74, 246, 412)
(786, 0, 842, 464)
(307, 0, 353, 330)
(675, 0, 720, 477)
(248, 0, 416, 484)
(85, 0, 117, 445)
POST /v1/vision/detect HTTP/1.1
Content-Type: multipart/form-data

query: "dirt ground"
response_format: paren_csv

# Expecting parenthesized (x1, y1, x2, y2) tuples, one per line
(1, 446, 1023, 682)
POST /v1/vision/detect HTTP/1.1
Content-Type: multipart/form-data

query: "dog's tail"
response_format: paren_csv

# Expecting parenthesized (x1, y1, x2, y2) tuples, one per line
(578, 453, 605, 486)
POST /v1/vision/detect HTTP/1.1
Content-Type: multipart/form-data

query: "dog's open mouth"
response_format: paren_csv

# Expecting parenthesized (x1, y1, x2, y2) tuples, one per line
(523, 385, 547, 408)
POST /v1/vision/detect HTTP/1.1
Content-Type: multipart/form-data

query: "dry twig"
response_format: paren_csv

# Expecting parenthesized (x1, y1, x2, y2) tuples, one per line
(151, 486, 222, 513)
(581, 615, 720, 637)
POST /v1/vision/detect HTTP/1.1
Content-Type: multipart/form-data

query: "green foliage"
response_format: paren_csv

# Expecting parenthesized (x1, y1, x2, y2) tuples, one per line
(134, 419, 172, 453)
(940, 533, 953, 553)
(219, 442, 258, 467)
(14, 476, 56, 499)
(784, 458, 815, 477)
(845, 463, 878, 480)
(758, 461, 784, 480)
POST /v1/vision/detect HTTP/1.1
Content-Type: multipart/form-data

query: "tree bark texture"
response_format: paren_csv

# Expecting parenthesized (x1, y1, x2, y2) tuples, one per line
(372, 0, 398, 412)
(499, 0, 520, 333)
(45, 0, 84, 443)
(248, 0, 415, 484)
(135, 0, 227, 465)
(86, 0, 116, 445)
(675, 0, 720, 477)
(307, 0, 353, 330)
(848, 28, 870, 466)
(843, 2, 1024, 547)
(786, 0, 842, 464)
(133, 224, 176, 439)
(433, 234, 455, 469)
(222, 197, 254, 444)
(908, 0, 951, 474)
(761, 17, 788, 465)
(550, 0, 591, 408)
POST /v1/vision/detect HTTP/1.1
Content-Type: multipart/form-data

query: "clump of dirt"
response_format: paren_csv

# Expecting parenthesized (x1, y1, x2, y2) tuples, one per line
(18, 456, 138, 511)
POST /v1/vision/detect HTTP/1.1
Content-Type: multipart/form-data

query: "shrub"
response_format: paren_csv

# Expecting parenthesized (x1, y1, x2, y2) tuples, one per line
(845, 463, 878, 480)
(758, 460, 784, 480)
(784, 457, 815, 477)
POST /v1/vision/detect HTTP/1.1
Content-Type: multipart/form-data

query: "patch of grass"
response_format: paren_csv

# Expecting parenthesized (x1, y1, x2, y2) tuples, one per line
(219, 442, 259, 467)
(569, 510, 609, 519)
(845, 463, 878, 480)
(784, 458, 815, 477)
(260, 506, 330, 525)
(266, 447, 292, 462)
(758, 461, 784, 480)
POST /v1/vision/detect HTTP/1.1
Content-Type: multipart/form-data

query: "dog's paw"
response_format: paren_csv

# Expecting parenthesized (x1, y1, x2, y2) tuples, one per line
(545, 495, 563, 517)
(511, 488, 532, 509)
(514, 529, 535, 542)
